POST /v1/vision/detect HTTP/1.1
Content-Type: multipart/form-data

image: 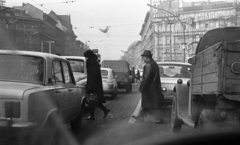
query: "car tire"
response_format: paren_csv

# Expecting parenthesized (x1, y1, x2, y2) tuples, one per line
(171, 96, 182, 133)
(115, 89, 118, 98)
(126, 84, 131, 93)
(111, 92, 115, 100)
(129, 84, 132, 92)
(70, 109, 83, 129)
(39, 113, 59, 145)
(198, 109, 216, 132)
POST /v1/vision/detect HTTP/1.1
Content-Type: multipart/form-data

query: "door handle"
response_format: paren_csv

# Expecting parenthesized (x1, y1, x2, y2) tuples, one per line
(55, 90, 61, 93)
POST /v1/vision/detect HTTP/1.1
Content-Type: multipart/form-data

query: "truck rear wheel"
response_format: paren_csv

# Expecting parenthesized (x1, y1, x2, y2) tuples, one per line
(126, 84, 130, 93)
(198, 109, 216, 131)
(171, 96, 182, 133)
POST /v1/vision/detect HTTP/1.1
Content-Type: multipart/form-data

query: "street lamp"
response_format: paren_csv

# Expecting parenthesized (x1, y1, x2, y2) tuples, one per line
(24, 25, 38, 51)
(147, 4, 186, 62)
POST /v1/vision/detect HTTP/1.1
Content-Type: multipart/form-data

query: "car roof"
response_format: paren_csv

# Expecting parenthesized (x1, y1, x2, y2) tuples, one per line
(101, 67, 112, 71)
(61, 56, 86, 60)
(0, 50, 65, 60)
(157, 61, 191, 66)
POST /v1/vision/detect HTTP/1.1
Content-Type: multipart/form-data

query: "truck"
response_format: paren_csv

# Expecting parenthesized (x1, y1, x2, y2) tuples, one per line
(171, 27, 240, 132)
(101, 60, 132, 93)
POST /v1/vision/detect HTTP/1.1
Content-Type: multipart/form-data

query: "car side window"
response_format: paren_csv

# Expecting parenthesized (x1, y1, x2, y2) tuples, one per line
(52, 61, 64, 84)
(112, 70, 115, 79)
(62, 61, 73, 84)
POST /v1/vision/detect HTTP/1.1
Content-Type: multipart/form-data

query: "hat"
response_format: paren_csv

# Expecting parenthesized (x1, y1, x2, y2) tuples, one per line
(84, 50, 95, 58)
(141, 50, 152, 57)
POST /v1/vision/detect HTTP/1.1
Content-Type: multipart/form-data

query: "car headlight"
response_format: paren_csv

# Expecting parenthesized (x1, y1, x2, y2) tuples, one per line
(162, 87, 167, 92)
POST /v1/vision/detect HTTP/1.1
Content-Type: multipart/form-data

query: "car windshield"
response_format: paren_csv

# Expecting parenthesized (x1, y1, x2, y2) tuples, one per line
(101, 70, 108, 78)
(69, 59, 84, 73)
(158, 64, 190, 78)
(0, 54, 44, 83)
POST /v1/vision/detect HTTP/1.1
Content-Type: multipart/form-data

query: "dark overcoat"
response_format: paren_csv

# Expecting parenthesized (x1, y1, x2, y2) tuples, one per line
(139, 59, 164, 108)
(86, 55, 106, 103)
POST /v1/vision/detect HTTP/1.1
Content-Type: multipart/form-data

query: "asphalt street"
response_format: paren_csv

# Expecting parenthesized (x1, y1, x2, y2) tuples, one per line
(70, 84, 200, 145)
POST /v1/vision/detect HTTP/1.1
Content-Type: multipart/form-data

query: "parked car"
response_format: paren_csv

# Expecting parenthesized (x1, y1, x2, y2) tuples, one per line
(157, 62, 191, 106)
(101, 68, 118, 99)
(101, 60, 132, 93)
(0, 50, 86, 143)
(61, 56, 87, 86)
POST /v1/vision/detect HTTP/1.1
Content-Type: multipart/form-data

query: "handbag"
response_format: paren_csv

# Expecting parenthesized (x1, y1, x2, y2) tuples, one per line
(86, 93, 98, 108)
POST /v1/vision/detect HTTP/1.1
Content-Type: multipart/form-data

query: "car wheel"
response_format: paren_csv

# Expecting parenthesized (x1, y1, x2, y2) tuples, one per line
(115, 89, 118, 98)
(126, 84, 130, 93)
(70, 108, 83, 129)
(171, 96, 182, 133)
(39, 113, 59, 145)
(198, 109, 216, 132)
(130, 84, 132, 92)
(111, 92, 115, 100)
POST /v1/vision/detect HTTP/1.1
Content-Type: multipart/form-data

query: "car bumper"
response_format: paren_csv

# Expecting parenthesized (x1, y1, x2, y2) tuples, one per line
(0, 119, 37, 138)
(162, 90, 175, 105)
(103, 90, 114, 94)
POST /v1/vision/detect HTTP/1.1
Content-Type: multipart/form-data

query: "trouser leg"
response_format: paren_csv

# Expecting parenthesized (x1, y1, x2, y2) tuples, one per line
(88, 106, 95, 117)
(98, 102, 108, 113)
(138, 108, 150, 118)
(152, 108, 163, 121)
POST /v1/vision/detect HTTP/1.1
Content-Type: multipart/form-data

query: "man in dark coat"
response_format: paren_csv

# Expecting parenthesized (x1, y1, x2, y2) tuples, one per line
(83, 50, 110, 120)
(132, 50, 164, 124)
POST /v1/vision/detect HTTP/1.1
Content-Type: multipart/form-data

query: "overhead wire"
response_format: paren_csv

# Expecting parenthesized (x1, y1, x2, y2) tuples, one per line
(74, 28, 98, 49)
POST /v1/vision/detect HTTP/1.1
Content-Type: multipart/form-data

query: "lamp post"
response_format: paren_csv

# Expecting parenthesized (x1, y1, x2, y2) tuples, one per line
(46, 41, 54, 53)
(0, 18, 17, 49)
(24, 25, 38, 51)
(147, 4, 186, 62)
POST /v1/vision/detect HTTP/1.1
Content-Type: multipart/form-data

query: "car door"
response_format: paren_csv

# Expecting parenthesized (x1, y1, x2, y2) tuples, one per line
(52, 60, 69, 120)
(61, 61, 82, 120)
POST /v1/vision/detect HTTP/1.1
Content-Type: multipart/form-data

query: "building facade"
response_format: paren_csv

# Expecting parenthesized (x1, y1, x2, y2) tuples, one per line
(0, 3, 87, 56)
(126, 0, 240, 66)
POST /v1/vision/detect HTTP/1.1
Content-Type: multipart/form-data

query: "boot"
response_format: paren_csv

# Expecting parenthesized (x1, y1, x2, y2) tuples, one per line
(103, 108, 110, 119)
(83, 115, 95, 120)
(132, 115, 144, 122)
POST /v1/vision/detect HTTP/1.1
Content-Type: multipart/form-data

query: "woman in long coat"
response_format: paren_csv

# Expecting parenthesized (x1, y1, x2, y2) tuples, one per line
(132, 50, 164, 123)
(84, 50, 110, 120)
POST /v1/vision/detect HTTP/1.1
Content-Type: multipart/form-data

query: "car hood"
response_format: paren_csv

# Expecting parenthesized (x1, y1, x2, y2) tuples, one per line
(161, 77, 190, 84)
(0, 81, 42, 99)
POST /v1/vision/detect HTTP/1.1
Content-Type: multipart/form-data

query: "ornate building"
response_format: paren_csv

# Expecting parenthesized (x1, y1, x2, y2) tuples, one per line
(126, 0, 239, 66)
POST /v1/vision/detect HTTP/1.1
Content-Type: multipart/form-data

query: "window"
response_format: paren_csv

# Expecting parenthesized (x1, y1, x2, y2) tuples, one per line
(158, 64, 190, 78)
(0, 55, 44, 83)
(101, 70, 108, 78)
(174, 36, 180, 44)
(166, 36, 170, 44)
(62, 62, 72, 84)
(52, 61, 64, 84)
(69, 59, 84, 73)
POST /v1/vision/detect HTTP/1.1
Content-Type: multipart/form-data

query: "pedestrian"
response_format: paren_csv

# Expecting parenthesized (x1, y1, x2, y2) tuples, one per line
(131, 66, 135, 84)
(83, 50, 110, 120)
(135, 69, 141, 83)
(132, 50, 164, 124)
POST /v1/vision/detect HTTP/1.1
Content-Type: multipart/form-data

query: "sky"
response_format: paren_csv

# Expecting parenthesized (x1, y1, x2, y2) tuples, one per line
(4, 0, 224, 60)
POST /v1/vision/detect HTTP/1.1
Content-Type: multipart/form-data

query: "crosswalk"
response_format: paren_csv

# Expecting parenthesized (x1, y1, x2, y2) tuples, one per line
(128, 98, 142, 123)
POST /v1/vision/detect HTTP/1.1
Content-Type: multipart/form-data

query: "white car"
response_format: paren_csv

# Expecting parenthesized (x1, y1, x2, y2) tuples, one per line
(157, 62, 191, 106)
(101, 68, 118, 99)
(61, 56, 87, 86)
